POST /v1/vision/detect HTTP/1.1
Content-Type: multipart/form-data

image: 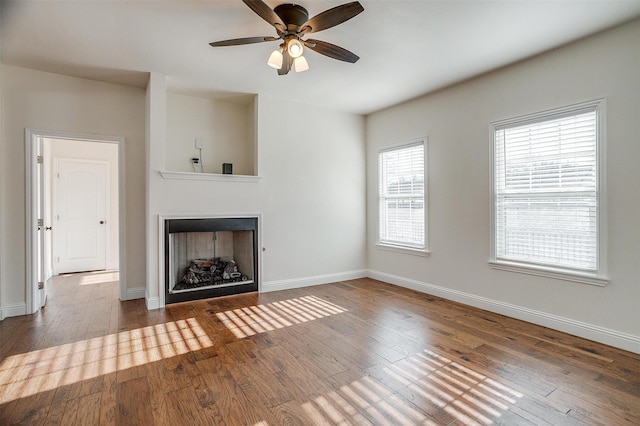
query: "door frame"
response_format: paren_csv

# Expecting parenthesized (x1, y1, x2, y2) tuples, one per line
(25, 128, 127, 313)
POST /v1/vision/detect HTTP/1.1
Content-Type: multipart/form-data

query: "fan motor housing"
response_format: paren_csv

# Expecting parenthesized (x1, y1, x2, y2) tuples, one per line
(274, 4, 309, 30)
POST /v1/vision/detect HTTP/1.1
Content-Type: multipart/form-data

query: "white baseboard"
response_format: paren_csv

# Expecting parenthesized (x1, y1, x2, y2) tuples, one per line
(368, 270, 640, 355)
(262, 269, 368, 293)
(0, 303, 27, 320)
(146, 296, 160, 310)
(125, 287, 145, 301)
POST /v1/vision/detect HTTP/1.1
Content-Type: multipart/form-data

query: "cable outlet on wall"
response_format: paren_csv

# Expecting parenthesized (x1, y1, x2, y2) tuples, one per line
(195, 138, 203, 149)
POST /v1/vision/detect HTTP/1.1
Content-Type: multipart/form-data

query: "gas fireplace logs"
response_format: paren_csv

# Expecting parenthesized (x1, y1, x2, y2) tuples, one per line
(181, 258, 248, 287)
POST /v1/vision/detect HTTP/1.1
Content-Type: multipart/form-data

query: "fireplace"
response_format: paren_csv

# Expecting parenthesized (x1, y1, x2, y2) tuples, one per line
(164, 217, 259, 304)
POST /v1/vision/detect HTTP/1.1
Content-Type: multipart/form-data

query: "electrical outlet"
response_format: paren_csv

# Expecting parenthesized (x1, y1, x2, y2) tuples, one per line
(195, 138, 203, 149)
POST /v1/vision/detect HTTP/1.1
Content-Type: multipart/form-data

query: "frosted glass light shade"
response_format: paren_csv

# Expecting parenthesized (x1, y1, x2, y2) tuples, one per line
(267, 49, 283, 69)
(287, 39, 304, 58)
(294, 55, 309, 72)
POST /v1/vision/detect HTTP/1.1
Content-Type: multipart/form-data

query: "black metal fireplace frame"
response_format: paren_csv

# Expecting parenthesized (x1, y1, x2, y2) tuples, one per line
(164, 217, 259, 304)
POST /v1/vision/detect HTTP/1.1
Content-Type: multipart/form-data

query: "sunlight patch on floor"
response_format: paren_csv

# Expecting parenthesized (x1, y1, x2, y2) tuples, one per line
(301, 348, 523, 425)
(56, 270, 120, 286)
(215, 295, 348, 339)
(78, 271, 120, 285)
(0, 317, 212, 404)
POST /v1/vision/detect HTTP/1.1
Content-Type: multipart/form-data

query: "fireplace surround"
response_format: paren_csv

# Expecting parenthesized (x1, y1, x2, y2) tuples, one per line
(163, 216, 259, 304)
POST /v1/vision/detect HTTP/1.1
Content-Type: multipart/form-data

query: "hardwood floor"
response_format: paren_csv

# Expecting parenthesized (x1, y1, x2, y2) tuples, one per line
(1, 273, 639, 425)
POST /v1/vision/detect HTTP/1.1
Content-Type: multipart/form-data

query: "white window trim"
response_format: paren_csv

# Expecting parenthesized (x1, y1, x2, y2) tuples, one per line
(489, 99, 608, 285)
(377, 138, 429, 255)
(376, 242, 431, 257)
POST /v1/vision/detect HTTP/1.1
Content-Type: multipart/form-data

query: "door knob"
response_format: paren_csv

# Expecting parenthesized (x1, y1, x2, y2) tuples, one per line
(100, 220, 105, 224)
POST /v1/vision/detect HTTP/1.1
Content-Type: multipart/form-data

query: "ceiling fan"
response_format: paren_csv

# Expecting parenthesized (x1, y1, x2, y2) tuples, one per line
(209, 0, 364, 75)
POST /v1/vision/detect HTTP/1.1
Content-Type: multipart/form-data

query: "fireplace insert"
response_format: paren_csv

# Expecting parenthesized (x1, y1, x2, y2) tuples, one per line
(164, 217, 258, 304)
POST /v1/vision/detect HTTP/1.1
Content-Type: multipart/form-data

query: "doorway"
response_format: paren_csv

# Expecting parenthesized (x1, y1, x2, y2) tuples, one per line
(26, 129, 126, 314)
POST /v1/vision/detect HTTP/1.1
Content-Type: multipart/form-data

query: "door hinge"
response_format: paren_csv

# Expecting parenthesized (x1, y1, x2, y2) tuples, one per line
(38, 281, 44, 290)
(38, 218, 44, 227)
(37, 156, 44, 164)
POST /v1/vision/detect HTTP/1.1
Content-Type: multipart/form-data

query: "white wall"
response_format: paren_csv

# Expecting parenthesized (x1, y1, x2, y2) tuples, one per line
(46, 138, 120, 271)
(165, 93, 255, 176)
(257, 95, 367, 286)
(0, 65, 146, 314)
(366, 19, 640, 352)
(145, 80, 366, 307)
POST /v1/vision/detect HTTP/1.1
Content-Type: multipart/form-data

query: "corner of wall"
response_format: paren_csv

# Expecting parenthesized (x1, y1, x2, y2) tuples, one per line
(145, 73, 167, 309)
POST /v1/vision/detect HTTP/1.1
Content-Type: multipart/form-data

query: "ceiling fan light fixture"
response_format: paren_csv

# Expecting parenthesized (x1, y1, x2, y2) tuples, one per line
(287, 38, 304, 58)
(209, 0, 364, 75)
(267, 49, 283, 69)
(294, 55, 309, 73)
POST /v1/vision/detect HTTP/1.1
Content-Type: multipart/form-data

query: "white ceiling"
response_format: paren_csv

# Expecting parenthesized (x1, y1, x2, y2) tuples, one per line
(2, 0, 640, 114)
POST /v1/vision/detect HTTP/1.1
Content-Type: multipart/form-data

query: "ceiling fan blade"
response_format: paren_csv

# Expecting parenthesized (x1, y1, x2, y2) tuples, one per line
(278, 50, 293, 75)
(209, 36, 278, 47)
(304, 39, 359, 63)
(300, 1, 364, 34)
(242, 0, 286, 32)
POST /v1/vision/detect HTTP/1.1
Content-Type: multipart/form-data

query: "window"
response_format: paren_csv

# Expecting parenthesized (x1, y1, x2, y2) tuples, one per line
(490, 100, 607, 285)
(378, 141, 427, 253)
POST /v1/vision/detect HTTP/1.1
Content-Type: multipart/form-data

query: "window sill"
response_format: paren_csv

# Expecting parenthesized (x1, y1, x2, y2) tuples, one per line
(377, 243, 430, 257)
(488, 260, 608, 287)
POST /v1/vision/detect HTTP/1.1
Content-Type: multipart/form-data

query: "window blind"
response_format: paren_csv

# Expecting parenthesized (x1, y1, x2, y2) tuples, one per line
(379, 142, 425, 248)
(494, 107, 598, 271)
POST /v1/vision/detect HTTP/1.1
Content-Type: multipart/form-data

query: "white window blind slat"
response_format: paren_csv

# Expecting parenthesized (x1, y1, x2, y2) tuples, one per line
(379, 142, 425, 249)
(494, 106, 600, 273)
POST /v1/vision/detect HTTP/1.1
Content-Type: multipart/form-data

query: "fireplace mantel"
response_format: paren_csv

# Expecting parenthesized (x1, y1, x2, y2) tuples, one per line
(159, 171, 262, 183)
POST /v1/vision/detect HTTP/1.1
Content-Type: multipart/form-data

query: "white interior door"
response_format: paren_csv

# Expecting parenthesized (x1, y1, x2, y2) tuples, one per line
(54, 159, 108, 274)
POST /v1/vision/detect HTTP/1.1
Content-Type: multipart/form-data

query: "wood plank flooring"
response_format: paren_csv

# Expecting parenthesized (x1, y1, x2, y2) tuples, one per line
(1, 272, 639, 425)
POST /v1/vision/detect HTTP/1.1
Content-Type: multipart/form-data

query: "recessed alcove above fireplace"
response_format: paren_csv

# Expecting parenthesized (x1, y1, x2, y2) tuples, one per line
(165, 92, 256, 176)
(163, 216, 259, 304)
